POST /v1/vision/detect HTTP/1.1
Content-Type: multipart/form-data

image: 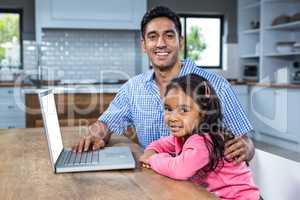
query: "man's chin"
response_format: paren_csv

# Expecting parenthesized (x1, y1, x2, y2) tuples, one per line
(153, 61, 175, 71)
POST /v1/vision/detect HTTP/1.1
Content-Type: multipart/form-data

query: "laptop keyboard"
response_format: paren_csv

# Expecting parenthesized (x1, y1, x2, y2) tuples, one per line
(60, 150, 101, 166)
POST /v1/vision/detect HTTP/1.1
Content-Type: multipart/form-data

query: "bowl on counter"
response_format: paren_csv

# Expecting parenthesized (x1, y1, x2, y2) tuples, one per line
(276, 41, 295, 53)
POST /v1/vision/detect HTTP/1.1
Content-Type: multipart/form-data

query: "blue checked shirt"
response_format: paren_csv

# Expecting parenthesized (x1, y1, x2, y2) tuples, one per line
(99, 59, 252, 148)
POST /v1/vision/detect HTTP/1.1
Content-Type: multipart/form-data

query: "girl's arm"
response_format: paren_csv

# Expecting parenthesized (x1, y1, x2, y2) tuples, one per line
(148, 135, 209, 180)
(145, 135, 176, 154)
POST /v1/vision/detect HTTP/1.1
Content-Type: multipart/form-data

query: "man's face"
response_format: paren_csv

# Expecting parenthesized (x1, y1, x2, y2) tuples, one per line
(141, 17, 183, 71)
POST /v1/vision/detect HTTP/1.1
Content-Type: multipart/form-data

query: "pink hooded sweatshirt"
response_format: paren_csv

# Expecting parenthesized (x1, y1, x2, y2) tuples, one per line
(146, 134, 259, 200)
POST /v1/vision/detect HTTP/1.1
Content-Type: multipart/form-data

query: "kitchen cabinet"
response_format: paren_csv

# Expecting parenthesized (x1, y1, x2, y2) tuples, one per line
(238, 0, 300, 83)
(35, 0, 147, 42)
(249, 86, 300, 153)
(26, 93, 116, 127)
(0, 87, 25, 129)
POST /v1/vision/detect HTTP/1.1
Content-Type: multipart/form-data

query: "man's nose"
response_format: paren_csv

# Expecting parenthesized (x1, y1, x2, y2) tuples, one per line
(156, 36, 167, 47)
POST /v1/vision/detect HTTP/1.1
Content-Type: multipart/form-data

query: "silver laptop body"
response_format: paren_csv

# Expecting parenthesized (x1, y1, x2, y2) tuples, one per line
(38, 89, 135, 173)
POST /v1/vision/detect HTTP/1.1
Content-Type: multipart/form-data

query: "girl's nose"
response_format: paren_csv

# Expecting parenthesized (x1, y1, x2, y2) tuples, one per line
(168, 111, 179, 121)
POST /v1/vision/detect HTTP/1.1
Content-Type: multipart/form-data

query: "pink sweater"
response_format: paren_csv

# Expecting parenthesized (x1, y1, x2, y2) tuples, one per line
(146, 134, 259, 200)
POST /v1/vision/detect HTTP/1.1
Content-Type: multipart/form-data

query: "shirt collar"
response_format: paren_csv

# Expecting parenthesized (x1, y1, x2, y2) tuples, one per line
(145, 59, 200, 83)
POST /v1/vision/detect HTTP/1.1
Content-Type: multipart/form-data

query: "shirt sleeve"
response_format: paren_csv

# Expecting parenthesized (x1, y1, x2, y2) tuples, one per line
(99, 82, 132, 135)
(148, 136, 209, 180)
(146, 136, 175, 154)
(219, 81, 253, 136)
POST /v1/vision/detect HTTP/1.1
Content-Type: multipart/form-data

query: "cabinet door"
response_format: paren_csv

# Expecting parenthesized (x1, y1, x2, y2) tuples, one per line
(249, 86, 275, 134)
(250, 86, 299, 152)
(36, 0, 146, 41)
(287, 89, 300, 140)
(0, 87, 25, 128)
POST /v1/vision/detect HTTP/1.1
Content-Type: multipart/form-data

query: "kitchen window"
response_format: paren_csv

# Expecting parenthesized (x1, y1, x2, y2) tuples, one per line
(180, 15, 223, 69)
(0, 9, 23, 69)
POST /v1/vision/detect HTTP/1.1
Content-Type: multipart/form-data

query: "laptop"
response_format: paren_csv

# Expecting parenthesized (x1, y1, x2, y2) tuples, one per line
(38, 89, 136, 173)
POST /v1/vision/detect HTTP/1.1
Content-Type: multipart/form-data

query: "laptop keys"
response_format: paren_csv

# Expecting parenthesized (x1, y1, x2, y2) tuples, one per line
(74, 152, 82, 165)
(91, 150, 99, 164)
(68, 151, 77, 165)
(80, 152, 88, 164)
(86, 151, 93, 164)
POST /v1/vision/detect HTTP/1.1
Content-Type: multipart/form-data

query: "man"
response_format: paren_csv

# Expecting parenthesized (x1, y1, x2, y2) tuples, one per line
(73, 6, 254, 163)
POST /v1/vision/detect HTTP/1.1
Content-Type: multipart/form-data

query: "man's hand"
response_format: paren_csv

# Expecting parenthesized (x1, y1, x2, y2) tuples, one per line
(224, 134, 254, 164)
(72, 121, 110, 153)
(139, 149, 157, 168)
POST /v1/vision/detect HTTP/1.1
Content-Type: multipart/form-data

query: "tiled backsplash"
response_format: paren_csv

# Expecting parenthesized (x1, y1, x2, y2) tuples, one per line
(23, 29, 142, 82)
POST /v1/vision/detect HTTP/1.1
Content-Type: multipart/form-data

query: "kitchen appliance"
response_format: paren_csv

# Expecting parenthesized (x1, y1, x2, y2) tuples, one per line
(291, 61, 300, 84)
(243, 64, 258, 81)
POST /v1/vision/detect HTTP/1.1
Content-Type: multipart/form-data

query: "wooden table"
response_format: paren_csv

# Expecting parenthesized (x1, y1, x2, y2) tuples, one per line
(0, 127, 218, 200)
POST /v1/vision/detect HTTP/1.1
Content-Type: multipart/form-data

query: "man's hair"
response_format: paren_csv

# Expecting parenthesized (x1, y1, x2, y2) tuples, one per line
(141, 6, 182, 39)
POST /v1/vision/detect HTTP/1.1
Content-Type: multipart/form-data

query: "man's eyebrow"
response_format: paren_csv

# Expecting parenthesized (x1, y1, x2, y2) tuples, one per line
(146, 31, 157, 36)
(146, 29, 176, 36)
(165, 29, 176, 34)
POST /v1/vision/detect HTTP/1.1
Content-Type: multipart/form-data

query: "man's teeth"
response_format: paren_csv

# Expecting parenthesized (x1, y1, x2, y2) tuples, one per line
(156, 52, 168, 56)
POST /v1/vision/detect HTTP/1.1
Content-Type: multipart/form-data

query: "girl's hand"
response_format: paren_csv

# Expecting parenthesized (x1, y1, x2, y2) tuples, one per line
(139, 149, 157, 167)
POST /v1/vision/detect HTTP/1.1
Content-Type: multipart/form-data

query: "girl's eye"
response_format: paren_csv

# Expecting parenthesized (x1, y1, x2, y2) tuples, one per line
(164, 106, 172, 112)
(180, 108, 189, 113)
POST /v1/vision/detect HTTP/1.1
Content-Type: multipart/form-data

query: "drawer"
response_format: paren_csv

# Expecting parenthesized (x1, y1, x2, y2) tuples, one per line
(0, 121, 25, 129)
(0, 87, 15, 98)
(0, 104, 25, 114)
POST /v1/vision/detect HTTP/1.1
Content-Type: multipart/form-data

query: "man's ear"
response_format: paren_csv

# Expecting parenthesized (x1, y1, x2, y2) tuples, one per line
(179, 35, 184, 50)
(141, 38, 147, 53)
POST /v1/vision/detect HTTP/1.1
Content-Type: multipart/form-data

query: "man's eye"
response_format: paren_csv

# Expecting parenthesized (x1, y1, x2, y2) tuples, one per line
(166, 33, 175, 39)
(148, 35, 157, 40)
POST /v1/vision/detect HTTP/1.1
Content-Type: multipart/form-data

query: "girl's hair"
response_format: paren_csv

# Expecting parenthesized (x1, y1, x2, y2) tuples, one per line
(165, 73, 233, 172)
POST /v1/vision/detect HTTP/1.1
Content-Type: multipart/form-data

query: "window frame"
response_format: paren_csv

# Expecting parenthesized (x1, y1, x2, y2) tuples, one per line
(179, 14, 224, 69)
(0, 8, 23, 69)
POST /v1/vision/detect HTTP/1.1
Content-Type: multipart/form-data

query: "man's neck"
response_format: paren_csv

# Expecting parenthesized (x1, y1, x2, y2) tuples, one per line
(154, 61, 182, 84)
(153, 60, 182, 97)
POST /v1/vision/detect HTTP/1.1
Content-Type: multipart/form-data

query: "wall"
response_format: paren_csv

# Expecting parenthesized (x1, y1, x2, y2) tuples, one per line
(22, 29, 142, 82)
(0, 0, 35, 40)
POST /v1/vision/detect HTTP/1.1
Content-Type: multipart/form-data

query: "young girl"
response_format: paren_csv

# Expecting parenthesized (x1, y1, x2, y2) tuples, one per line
(139, 74, 260, 200)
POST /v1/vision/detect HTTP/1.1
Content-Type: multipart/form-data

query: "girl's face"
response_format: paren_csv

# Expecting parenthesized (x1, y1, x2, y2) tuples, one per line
(164, 88, 202, 138)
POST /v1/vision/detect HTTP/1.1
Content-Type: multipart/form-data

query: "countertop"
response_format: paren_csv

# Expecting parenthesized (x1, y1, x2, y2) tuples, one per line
(22, 84, 123, 94)
(228, 79, 300, 88)
(0, 127, 217, 200)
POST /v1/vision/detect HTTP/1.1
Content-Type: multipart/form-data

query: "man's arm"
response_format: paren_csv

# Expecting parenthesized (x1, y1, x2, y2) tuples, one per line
(224, 134, 255, 164)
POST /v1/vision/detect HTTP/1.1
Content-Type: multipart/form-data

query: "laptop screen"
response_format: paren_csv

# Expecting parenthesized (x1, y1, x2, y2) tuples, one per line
(39, 90, 63, 165)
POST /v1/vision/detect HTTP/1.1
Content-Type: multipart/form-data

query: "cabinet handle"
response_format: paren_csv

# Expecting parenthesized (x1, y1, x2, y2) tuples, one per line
(7, 90, 13, 94)
(8, 105, 15, 109)
(8, 126, 16, 129)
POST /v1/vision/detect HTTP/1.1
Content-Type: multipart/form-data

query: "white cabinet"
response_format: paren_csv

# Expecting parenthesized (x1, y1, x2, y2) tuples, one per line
(0, 87, 25, 129)
(238, 0, 300, 83)
(35, 0, 147, 42)
(249, 86, 300, 153)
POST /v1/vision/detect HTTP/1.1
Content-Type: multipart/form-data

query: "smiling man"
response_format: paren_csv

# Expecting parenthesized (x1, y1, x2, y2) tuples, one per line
(72, 6, 255, 164)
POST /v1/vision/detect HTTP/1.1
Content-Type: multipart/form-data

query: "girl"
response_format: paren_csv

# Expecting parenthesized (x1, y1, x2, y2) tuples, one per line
(139, 74, 260, 200)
